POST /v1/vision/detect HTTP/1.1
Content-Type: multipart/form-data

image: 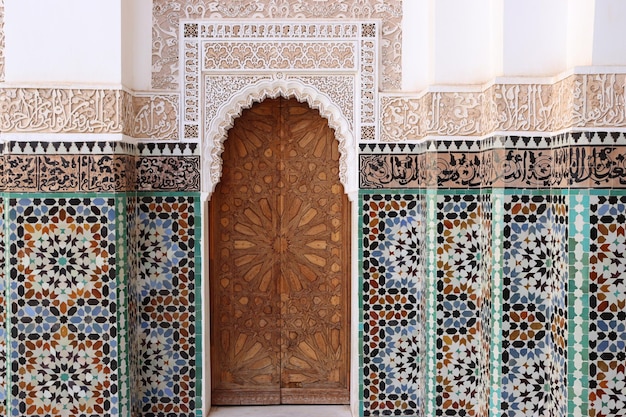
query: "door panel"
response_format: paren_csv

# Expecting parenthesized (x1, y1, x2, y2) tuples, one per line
(210, 98, 350, 405)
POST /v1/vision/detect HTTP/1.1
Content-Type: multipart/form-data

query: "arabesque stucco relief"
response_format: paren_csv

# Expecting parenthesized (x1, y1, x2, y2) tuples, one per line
(152, 0, 402, 91)
(1, 75, 625, 143)
(380, 73, 626, 141)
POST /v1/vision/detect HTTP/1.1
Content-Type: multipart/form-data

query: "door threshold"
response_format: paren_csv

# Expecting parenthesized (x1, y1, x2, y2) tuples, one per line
(208, 404, 352, 417)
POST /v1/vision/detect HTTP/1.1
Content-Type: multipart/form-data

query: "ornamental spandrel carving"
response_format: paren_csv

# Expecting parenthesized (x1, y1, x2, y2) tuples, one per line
(152, 0, 402, 90)
(0, 89, 127, 134)
(293, 75, 354, 129)
(195, 21, 375, 145)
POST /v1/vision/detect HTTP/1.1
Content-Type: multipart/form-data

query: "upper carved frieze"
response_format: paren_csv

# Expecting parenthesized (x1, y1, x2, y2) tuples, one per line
(0, 89, 180, 140)
(380, 74, 626, 141)
(0, 89, 129, 134)
(152, 0, 402, 91)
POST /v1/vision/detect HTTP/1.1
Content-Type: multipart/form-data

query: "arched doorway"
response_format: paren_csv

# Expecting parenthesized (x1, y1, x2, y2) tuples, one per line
(209, 97, 351, 405)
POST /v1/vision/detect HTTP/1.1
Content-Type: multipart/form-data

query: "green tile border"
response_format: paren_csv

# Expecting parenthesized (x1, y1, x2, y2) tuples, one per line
(489, 189, 504, 417)
(424, 189, 438, 417)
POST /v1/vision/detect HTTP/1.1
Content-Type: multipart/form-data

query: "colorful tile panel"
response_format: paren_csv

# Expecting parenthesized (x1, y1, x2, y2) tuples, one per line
(361, 193, 423, 416)
(589, 195, 626, 417)
(0, 197, 5, 417)
(502, 193, 552, 417)
(7, 196, 120, 417)
(549, 194, 568, 417)
(435, 193, 488, 417)
(0, 142, 137, 193)
(478, 191, 493, 417)
(137, 143, 201, 192)
(137, 194, 201, 417)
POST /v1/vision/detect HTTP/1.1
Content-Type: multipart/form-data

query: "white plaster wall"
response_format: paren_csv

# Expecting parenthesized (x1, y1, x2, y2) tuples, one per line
(566, 0, 595, 68)
(430, 0, 495, 85)
(592, 0, 626, 66)
(4, 0, 121, 85)
(502, 0, 568, 77)
(401, 0, 430, 92)
(125, 0, 153, 91)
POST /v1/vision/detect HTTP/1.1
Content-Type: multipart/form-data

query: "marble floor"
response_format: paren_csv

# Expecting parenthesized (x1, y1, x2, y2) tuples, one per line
(208, 405, 352, 417)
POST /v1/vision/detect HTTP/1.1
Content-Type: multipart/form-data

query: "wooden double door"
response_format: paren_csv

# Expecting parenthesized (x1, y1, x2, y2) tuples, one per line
(209, 98, 350, 405)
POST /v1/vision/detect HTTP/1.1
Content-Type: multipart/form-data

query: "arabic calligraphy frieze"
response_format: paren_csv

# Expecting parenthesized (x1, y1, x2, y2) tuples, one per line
(359, 135, 626, 189)
(136, 156, 201, 191)
(0, 153, 139, 193)
(137, 142, 201, 191)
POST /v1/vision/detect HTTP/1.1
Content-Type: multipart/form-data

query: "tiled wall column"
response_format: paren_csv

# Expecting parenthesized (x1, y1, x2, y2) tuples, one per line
(0, 142, 136, 417)
(135, 143, 202, 417)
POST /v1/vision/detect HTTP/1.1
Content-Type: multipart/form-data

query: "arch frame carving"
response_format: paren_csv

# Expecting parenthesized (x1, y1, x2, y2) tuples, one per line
(203, 76, 357, 196)
(179, 19, 381, 199)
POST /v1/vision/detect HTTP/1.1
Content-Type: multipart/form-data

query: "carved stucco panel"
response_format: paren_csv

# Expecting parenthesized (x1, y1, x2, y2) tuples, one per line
(132, 94, 180, 140)
(203, 41, 357, 71)
(187, 21, 375, 144)
(152, 0, 401, 91)
(379, 73, 626, 141)
(380, 95, 424, 141)
(577, 73, 626, 128)
(427, 91, 483, 136)
(0, 88, 130, 134)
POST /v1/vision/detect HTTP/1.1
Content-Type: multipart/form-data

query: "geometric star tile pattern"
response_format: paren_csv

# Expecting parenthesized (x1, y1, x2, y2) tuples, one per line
(7, 196, 119, 417)
(436, 193, 489, 417)
(137, 194, 201, 417)
(589, 195, 626, 417)
(361, 193, 423, 416)
(502, 194, 553, 417)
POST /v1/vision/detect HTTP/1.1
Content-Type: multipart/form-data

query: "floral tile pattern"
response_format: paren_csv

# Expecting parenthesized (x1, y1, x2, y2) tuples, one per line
(589, 195, 626, 417)
(361, 193, 423, 416)
(137, 195, 200, 417)
(7, 196, 119, 417)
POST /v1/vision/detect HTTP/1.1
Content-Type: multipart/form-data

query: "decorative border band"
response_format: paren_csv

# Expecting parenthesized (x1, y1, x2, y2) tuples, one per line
(380, 74, 626, 141)
(360, 132, 626, 189)
(2, 72, 625, 142)
(0, 142, 201, 192)
(0, 89, 180, 140)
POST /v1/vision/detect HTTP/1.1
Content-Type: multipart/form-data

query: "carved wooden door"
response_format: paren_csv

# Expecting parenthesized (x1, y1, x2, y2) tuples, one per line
(210, 98, 350, 405)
